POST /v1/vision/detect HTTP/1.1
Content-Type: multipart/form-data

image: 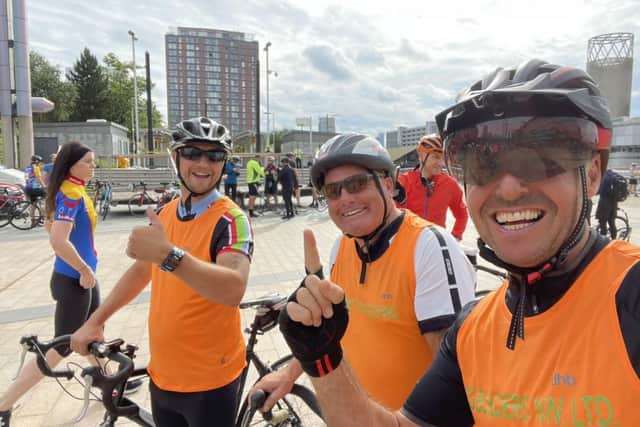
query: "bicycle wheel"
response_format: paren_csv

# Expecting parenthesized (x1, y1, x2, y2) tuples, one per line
(0, 202, 12, 228)
(614, 216, 631, 241)
(10, 201, 42, 230)
(128, 193, 154, 217)
(99, 190, 112, 220)
(237, 356, 324, 427)
(315, 197, 327, 212)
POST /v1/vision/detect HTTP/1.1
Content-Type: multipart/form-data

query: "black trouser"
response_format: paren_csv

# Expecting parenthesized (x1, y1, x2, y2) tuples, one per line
(597, 201, 617, 239)
(50, 272, 100, 357)
(149, 375, 241, 427)
(282, 188, 294, 217)
(224, 183, 237, 202)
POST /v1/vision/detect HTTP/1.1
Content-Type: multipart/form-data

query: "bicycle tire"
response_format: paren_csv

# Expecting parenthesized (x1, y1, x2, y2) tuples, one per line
(128, 193, 154, 217)
(315, 197, 327, 212)
(615, 215, 631, 241)
(237, 355, 324, 427)
(0, 202, 12, 228)
(99, 191, 110, 221)
(10, 201, 42, 230)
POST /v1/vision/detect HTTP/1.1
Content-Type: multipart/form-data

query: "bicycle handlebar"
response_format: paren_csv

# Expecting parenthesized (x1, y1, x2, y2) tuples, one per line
(17, 335, 142, 421)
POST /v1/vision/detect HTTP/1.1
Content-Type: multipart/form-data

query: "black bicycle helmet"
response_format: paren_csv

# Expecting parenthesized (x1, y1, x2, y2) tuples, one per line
(436, 59, 614, 350)
(31, 155, 43, 163)
(311, 134, 395, 190)
(171, 117, 232, 153)
(436, 59, 612, 173)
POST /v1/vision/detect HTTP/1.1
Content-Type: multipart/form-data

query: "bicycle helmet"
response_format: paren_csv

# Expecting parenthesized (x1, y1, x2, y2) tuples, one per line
(436, 59, 613, 350)
(416, 134, 443, 155)
(311, 134, 395, 190)
(31, 155, 43, 163)
(171, 117, 232, 153)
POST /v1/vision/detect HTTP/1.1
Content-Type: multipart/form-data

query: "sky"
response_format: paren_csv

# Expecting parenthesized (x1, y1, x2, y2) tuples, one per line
(26, 0, 640, 136)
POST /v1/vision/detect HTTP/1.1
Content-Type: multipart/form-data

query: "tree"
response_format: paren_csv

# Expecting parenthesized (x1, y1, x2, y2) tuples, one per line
(29, 51, 75, 122)
(102, 52, 164, 133)
(66, 48, 109, 121)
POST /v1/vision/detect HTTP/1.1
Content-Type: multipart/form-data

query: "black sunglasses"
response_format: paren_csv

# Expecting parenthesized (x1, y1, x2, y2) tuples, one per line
(322, 173, 379, 200)
(179, 146, 227, 162)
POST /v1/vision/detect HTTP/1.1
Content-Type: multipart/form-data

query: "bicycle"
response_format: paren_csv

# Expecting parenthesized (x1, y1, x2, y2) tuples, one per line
(0, 185, 26, 228)
(592, 207, 632, 242)
(92, 180, 114, 221)
(8, 195, 44, 230)
(128, 182, 179, 217)
(17, 293, 323, 426)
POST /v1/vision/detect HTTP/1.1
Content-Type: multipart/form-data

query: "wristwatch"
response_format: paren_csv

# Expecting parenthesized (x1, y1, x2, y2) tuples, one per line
(159, 247, 185, 272)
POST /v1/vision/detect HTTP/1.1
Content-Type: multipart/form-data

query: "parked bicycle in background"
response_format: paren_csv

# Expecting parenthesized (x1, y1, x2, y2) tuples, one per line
(127, 182, 179, 216)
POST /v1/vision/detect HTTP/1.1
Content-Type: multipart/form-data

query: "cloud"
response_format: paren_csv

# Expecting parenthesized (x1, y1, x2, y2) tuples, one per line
(303, 45, 353, 81)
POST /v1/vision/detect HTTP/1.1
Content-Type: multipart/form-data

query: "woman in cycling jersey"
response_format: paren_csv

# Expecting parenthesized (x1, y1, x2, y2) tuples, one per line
(0, 142, 139, 426)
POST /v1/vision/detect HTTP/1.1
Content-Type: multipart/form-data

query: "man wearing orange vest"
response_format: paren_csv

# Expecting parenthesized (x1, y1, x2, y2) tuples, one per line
(251, 134, 475, 411)
(69, 117, 253, 427)
(396, 134, 468, 240)
(277, 60, 640, 426)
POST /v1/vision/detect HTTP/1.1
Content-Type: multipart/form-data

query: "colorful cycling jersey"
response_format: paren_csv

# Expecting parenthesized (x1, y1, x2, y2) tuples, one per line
(397, 168, 468, 239)
(148, 195, 253, 392)
(402, 236, 640, 426)
(25, 164, 43, 189)
(53, 176, 97, 278)
(328, 211, 475, 409)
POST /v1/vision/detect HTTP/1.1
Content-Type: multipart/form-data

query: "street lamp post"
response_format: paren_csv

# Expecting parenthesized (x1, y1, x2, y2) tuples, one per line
(128, 30, 140, 158)
(263, 42, 271, 153)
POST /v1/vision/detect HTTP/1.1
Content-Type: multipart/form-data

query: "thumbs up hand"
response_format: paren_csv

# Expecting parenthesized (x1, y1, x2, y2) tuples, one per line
(126, 207, 172, 263)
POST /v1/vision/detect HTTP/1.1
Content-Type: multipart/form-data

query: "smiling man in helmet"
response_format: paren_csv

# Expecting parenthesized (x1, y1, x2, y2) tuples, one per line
(251, 133, 475, 413)
(71, 117, 254, 427)
(276, 60, 640, 426)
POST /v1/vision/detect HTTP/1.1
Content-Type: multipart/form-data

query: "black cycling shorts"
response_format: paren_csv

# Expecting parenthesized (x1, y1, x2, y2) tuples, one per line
(49, 272, 100, 357)
(150, 374, 241, 427)
(248, 183, 259, 196)
(25, 187, 46, 202)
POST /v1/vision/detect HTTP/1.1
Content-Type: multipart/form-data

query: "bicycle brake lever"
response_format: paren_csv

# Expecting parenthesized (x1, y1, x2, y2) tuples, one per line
(69, 373, 93, 425)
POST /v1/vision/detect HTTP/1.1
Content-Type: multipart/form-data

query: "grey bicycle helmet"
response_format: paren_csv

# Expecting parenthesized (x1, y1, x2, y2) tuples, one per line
(31, 155, 43, 163)
(311, 134, 395, 190)
(171, 117, 232, 153)
(436, 59, 612, 173)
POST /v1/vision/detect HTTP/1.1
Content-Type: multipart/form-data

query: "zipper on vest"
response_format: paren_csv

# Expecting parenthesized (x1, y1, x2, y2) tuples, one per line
(359, 260, 367, 285)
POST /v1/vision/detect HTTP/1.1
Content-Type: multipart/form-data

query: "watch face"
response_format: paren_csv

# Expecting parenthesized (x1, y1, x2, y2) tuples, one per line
(160, 247, 184, 272)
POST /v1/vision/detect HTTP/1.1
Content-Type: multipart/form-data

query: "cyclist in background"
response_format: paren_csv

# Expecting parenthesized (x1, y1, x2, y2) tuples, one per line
(246, 153, 264, 218)
(71, 117, 254, 427)
(277, 59, 640, 426)
(396, 134, 468, 240)
(224, 155, 241, 203)
(252, 134, 475, 412)
(24, 155, 47, 222)
(42, 152, 57, 186)
(595, 168, 618, 239)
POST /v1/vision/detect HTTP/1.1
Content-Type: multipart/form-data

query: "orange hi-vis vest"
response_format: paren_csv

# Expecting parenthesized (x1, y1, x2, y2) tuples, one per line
(148, 197, 246, 392)
(332, 212, 434, 410)
(457, 241, 640, 426)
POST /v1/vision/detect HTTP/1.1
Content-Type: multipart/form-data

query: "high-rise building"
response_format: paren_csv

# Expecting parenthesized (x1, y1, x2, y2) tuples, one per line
(384, 121, 437, 148)
(318, 115, 336, 133)
(165, 27, 259, 136)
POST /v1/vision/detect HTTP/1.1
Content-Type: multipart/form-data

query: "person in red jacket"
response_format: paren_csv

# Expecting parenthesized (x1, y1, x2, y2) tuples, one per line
(397, 134, 468, 239)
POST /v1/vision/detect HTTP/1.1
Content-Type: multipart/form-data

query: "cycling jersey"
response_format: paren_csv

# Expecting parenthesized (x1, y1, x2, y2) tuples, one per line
(397, 168, 468, 239)
(402, 235, 640, 426)
(53, 176, 97, 278)
(329, 211, 475, 409)
(148, 195, 253, 392)
(25, 163, 43, 189)
(246, 159, 264, 184)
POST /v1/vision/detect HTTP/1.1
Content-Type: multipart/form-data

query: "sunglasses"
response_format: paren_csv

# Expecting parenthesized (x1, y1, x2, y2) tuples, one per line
(179, 146, 227, 162)
(322, 173, 379, 200)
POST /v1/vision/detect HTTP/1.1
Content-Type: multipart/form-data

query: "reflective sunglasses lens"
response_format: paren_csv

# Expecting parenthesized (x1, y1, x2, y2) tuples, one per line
(205, 151, 227, 162)
(323, 174, 372, 200)
(180, 147, 203, 160)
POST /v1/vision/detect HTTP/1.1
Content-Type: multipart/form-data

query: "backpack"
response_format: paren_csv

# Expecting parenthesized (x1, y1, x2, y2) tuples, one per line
(611, 171, 629, 203)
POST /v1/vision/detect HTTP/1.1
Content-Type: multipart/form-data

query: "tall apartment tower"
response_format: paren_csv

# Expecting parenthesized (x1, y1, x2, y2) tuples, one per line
(318, 115, 336, 133)
(165, 27, 259, 135)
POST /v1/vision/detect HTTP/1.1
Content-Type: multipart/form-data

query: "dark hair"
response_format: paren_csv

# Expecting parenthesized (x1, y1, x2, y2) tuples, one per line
(45, 142, 92, 218)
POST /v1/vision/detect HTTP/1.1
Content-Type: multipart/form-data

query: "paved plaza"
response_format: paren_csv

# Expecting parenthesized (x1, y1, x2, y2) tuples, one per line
(1, 195, 639, 426)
